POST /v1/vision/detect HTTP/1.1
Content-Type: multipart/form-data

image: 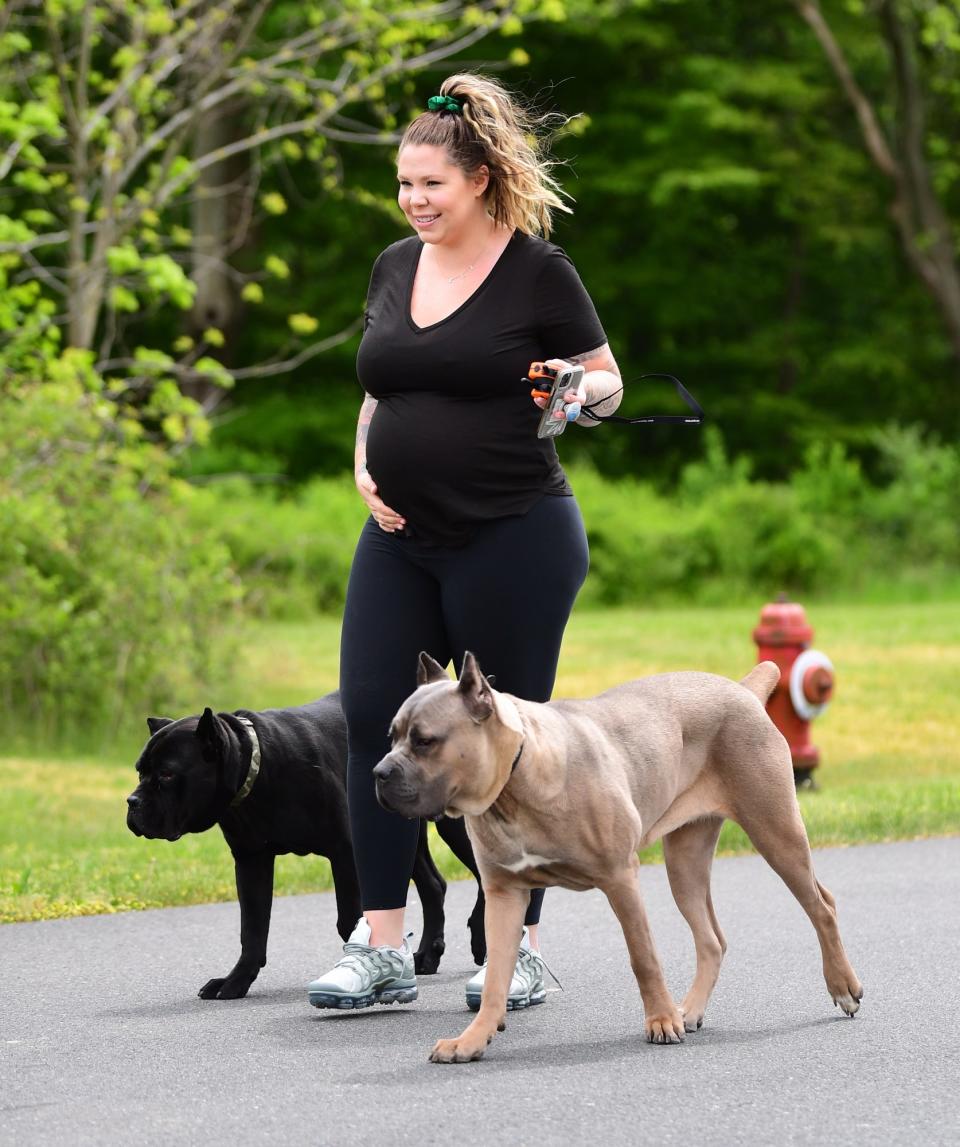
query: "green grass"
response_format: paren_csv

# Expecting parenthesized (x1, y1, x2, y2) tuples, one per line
(2, 602, 958, 923)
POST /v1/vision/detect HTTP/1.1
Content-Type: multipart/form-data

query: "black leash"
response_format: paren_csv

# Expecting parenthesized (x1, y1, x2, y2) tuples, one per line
(579, 373, 704, 425)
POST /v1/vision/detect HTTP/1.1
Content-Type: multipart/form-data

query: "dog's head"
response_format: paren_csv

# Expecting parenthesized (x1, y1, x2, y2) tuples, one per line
(126, 709, 236, 841)
(373, 652, 523, 821)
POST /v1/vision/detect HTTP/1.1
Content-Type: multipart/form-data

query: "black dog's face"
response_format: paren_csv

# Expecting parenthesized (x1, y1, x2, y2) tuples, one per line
(126, 713, 224, 841)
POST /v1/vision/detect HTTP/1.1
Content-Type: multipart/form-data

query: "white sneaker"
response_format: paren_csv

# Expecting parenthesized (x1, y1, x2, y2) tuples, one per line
(307, 918, 417, 1009)
(465, 928, 547, 1011)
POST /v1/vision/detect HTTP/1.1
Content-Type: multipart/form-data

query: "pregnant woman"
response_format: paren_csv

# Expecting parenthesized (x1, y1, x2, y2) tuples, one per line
(308, 71, 622, 1013)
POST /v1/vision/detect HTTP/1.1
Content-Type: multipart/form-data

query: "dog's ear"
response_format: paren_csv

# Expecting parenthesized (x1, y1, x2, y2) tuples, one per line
(147, 717, 174, 735)
(195, 707, 227, 761)
(417, 651, 450, 686)
(457, 651, 494, 724)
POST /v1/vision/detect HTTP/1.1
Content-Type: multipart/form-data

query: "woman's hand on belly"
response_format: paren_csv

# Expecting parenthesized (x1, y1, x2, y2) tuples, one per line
(356, 467, 406, 533)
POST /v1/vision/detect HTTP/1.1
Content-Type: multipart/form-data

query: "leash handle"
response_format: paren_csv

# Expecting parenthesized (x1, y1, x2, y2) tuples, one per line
(527, 361, 558, 401)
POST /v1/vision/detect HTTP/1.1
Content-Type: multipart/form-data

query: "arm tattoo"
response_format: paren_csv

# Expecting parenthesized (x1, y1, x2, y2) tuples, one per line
(355, 394, 378, 471)
(583, 371, 622, 417)
(566, 344, 608, 367)
(565, 344, 623, 423)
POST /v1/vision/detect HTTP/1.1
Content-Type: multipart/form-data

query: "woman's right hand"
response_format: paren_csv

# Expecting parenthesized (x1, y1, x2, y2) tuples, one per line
(356, 468, 406, 533)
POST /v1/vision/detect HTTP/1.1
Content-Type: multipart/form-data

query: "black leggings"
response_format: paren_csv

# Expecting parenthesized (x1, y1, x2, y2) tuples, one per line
(339, 494, 589, 923)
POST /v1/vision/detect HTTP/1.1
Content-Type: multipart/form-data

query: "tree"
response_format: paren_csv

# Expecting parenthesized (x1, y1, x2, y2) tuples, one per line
(0, 0, 578, 741)
(0, 0, 566, 425)
(794, 0, 960, 366)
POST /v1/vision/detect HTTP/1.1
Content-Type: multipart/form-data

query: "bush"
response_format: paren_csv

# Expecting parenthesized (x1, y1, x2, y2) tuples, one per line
(183, 425, 960, 616)
(0, 371, 241, 747)
(185, 475, 366, 618)
(4, 371, 957, 751)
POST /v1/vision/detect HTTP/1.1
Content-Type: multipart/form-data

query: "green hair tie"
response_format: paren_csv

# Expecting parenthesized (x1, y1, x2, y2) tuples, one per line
(427, 94, 463, 115)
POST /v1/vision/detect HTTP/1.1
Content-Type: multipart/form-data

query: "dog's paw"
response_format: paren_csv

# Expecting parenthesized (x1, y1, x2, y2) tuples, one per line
(198, 976, 251, 1000)
(680, 994, 707, 1032)
(414, 938, 445, 976)
(830, 978, 863, 1017)
(645, 1008, 686, 1045)
(429, 1032, 492, 1064)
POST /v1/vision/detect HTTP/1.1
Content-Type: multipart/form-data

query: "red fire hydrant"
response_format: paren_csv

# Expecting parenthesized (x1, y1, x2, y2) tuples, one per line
(752, 596, 834, 788)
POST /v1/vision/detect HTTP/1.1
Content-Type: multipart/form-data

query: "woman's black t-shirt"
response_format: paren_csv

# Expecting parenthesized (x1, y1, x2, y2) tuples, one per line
(356, 230, 606, 545)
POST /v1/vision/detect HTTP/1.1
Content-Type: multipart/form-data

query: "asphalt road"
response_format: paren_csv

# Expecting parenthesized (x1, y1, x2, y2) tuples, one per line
(3, 837, 959, 1147)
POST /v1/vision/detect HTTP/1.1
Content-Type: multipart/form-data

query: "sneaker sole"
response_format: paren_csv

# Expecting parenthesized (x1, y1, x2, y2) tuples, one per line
(465, 988, 546, 1013)
(309, 985, 418, 1010)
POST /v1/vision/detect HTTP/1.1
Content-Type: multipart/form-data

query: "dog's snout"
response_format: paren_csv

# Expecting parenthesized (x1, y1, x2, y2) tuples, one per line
(127, 793, 141, 808)
(372, 759, 399, 782)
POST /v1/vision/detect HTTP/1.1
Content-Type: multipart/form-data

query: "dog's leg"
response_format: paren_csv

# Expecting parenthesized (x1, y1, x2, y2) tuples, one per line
(412, 819, 447, 975)
(430, 885, 527, 1064)
(662, 817, 726, 1032)
(328, 840, 362, 943)
(602, 869, 686, 1044)
(731, 797, 863, 1016)
(435, 815, 486, 965)
(199, 850, 275, 999)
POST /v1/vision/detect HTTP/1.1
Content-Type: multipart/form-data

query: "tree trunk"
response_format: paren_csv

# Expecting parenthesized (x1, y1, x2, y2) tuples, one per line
(186, 91, 252, 411)
(795, 0, 960, 367)
(878, 0, 960, 363)
(189, 103, 248, 341)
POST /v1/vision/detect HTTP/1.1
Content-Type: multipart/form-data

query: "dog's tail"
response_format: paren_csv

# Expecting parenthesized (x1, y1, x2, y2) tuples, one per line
(739, 661, 780, 704)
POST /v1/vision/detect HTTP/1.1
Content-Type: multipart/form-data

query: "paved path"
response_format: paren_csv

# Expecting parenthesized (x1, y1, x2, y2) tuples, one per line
(3, 838, 959, 1146)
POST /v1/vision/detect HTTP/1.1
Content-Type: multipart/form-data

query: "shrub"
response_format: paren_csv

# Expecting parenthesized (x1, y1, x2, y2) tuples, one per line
(179, 425, 960, 619)
(185, 475, 366, 618)
(0, 371, 241, 747)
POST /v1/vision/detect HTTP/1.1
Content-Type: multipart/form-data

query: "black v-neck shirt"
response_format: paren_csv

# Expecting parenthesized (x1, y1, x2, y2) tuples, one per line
(356, 231, 606, 545)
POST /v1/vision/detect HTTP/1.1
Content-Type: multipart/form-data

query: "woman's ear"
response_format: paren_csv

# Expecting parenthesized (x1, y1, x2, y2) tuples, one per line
(473, 164, 490, 197)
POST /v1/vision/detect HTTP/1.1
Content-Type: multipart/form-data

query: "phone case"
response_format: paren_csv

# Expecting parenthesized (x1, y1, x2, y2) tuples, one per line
(536, 365, 584, 439)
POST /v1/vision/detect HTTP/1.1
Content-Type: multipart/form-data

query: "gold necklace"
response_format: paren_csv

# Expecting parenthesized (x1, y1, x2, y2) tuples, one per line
(446, 262, 476, 285)
(440, 227, 495, 285)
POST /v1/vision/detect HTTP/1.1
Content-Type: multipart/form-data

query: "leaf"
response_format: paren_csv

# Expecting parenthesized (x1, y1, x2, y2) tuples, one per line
(265, 255, 290, 280)
(261, 192, 288, 216)
(109, 286, 140, 313)
(288, 313, 319, 335)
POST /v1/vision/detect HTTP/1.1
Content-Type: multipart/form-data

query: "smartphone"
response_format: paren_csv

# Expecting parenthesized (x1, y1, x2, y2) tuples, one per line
(531, 362, 585, 439)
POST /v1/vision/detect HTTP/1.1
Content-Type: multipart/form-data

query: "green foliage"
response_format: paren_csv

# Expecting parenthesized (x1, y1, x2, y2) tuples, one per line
(0, 0, 577, 399)
(181, 426, 960, 620)
(4, 0, 960, 751)
(178, 0, 960, 489)
(0, 320, 241, 746)
(1, 0, 583, 746)
(185, 475, 365, 619)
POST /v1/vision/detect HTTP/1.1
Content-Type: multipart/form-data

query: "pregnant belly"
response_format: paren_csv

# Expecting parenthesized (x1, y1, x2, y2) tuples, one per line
(366, 393, 542, 515)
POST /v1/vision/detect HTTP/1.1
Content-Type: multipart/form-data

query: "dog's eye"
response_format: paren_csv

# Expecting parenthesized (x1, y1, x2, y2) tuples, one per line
(157, 772, 175, 783)
(413, 735, 435, 751)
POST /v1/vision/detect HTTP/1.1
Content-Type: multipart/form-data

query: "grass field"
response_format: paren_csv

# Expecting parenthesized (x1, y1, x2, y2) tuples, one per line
(2, 601, 958, 923)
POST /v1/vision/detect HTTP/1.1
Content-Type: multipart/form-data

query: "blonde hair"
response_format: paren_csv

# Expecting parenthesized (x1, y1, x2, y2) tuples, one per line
(399, 73, 572, 239)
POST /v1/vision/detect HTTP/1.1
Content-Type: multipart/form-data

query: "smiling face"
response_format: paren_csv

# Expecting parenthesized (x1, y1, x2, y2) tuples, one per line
(396, 143, 489, 246)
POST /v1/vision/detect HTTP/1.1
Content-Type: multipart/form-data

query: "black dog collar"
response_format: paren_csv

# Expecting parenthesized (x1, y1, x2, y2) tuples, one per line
(231, 717, 262, 806)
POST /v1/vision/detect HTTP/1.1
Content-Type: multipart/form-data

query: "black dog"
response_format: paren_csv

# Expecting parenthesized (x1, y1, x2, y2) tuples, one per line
(126, 692, 485, 999)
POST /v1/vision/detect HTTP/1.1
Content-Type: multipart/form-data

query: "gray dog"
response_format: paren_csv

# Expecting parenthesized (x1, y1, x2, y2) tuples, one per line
(373, 652, 863, 1063)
